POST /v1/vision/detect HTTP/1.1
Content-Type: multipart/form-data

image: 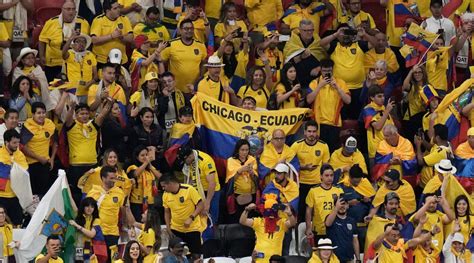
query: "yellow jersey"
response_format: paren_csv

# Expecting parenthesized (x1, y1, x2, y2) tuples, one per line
(225, 156, 257, 195)
(21, 118, 56, 164)
(306, 185, 343, 234)
(282, 3, 325, 35)
(310, 76, 349, 127)
(237, 85, 270, 109)
(177, 15, 207, 43)
(66, 120, 99, 165)
(252, 217, 287, 262)
(290, 139, 330, 185)
(64, 50, 97, 97)
(133, 22, 170, 42)
(420, 145, 452, 187)
(214, 20, 248, 38)
(162, 184, 203, 232)
(160, 38, 207, 92)
(385, 0, 416, 47)
(79, 166, 132, 196)
(39, 16, 90, 67)
(0, 22, 10, 63)
(35, 254, 64, 263)
(90, 14, 133, 64)
(186, 151, 221, 192)
(275, 83, 301, 109)
(245, 0, 283, 29)
(196, 76, 230, 104)
(87, 185, 125, 236)
(364, 48, 400, 74)
(127, 164, 156, 205)
(329, 147, 368, 183)
(409, 210, 446, 250)
(330, 41, 368, 89)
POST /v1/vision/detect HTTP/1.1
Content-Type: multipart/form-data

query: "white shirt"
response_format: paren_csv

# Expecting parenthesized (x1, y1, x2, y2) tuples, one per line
(442, 233, 474, 263)
(422, 16, 456, 46)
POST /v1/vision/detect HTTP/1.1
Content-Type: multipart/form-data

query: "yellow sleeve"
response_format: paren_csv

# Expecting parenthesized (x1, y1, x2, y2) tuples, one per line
(140, 228, 155, 247)
(162, 194, 170, 208)
(236, 85, 246, 98)
(121, 16, 133, 34)
(322, 144, 330, 163)
(129, 91, 142, 105)
(202, 156, 217, 176)
(35, 254, 46, 263)
(87, 85, 98, 106)
(0, 23, 9, 41)
(275, 84, 286, 95)
(306, 188, 316, 207)
(423, 148, 444, 166)
(160, 46, 171, 61)
(339, 79, 349, 93)
(214, 23, 225, 38)
(39, 20, 53, 43)
(188, 187, 202, 205)
(79, 18, 90, 35)
(90, 17, 102, 36)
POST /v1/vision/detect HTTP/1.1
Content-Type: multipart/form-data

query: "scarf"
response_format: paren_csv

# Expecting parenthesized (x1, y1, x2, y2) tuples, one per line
(451, 247, 471, 262)
(58, 13, 77, 41)
(72, 50, 87, 64)
(2, 0, 27, 31)
(182, 150, 206, 200)
(283, 31, 327, 62)
(376, 76, 387, 86)
(341, 176, 375, 198)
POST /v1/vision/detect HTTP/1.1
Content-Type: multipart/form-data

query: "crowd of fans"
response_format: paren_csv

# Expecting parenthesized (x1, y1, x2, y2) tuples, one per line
(2, 0, 474, 262)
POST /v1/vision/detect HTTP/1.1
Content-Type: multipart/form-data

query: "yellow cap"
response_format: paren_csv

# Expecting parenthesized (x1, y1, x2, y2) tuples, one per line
(468, 127, 474, 136)
(145, 72, 159, 82)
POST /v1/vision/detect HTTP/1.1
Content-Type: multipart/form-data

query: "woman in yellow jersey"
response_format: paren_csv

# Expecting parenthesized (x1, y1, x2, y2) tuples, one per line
(12, 47, 48, 97)
(115, 240, 144, 263)
(127, 145, 161, 221)
(226, 139, 258, 223)
(308, 238, 340, 263)
(129, 35, 161, 94)
(138, 207, 163, 263)
(275, 63, 304, 109)
(68, 197, 104, 263)
(78, 148, 133, 196)
(9, 76, 40, 123)
(402, 65, 429, 140)
(452, 195, 474, 244)
(236, 49, 272, 109)
(214, 2, 248, 44)
(0, 206, 15, 262)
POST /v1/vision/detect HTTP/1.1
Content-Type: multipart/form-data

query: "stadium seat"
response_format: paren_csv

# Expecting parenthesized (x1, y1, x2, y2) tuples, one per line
(204, 257, 237, 263)
(223, 224, 256, 258)
(35, 7, 62, 25)
(237, 257, 253, 263)
(283, 255, 309, 263)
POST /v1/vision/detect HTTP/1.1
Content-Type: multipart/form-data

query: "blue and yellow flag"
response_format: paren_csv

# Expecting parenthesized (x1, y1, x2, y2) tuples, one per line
(191, 92, 309, 178)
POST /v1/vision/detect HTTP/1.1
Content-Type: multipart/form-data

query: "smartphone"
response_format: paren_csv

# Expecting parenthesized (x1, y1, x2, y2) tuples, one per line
(133, 101, 137, 108)
(75, 23, 81, 32)
(255, 252, 265, 259)
(344, 29, 358, 36)
(324, 73, 332, 79)
(278, 35, 290, 42)
(272, 203, 286, 211)
(234, 27, 244, 38)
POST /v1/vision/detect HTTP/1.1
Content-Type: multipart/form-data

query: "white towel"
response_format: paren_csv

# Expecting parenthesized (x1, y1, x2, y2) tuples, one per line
(2, 0, 27, 31)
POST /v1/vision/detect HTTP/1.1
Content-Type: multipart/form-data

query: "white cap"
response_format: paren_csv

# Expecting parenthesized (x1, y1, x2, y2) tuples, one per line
(273, 163, 289, 173)
(452, 232, 464, 243)
(344, 136, 357, 153)
(108, 48, 122, 64)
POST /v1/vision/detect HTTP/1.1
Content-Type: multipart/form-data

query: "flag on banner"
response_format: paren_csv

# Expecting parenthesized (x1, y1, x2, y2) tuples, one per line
(191, 92, 309, 178)
(16, 170, 77, 262)
(403, 23, 439, 53)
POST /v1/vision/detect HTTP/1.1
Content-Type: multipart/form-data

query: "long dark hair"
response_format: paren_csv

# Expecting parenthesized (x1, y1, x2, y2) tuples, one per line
(137, 107, 156, 127)
(232, 139, 250, 160)
(219, 1, 237, 23)
(222, 44, 238, 79)
(75, 197, 99, 227)
(122, 240, 144, 263)
(455, 195, 471, 230)
(144, 206, 162, 252)
(11, 76, 34, 99)
(246, 66, 266, 88)
(132, 145, 150, 170)
(139, 78, 161, 100)
(279, 62, 298, 93)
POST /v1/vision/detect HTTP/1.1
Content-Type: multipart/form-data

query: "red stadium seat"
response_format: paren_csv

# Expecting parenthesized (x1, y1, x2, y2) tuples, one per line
(30, 24, 43, 49)
(35, 7, 62, 25)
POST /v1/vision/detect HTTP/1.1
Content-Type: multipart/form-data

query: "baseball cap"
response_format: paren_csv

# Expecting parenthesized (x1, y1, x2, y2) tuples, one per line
(452, 232, 464, 243)
(169, 237, 186, 249)
(145, 72, 159, 82)
(344, 136, 357, 153)
(134, 35, 149, 49)
(273, 163, 289, 173)
(108, 49, 122, 64)
(468, 127, 474, 136)
(179, 106, 193, 116)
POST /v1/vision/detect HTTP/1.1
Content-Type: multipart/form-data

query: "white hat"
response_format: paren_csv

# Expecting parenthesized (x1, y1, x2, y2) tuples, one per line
(273, 163, 289, 173)
(108, 48, 122, 64)
(314, 238, 337, 250)
(17, 47, 38, 63)
(73, 34, 92, 50)
(434, 159, 457, 175)
(452, 232, 464, 243)
(204, 55, 225, 67)
(344, 136, 357, 153)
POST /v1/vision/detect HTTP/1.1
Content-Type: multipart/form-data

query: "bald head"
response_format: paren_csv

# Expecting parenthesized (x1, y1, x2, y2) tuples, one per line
(271, 129, 286, 148)
(62, 1, 77, 23)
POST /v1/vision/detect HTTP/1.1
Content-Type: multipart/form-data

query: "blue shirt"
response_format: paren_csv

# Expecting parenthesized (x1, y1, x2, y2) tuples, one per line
(339, 183, 372, 223)
(164, 255, 189, 263)
(326, 215, 358, 261)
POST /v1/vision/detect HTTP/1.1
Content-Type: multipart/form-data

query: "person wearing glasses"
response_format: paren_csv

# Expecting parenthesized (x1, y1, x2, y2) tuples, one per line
(339, 0, 376, 31)
(258, 129, 299, 187)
